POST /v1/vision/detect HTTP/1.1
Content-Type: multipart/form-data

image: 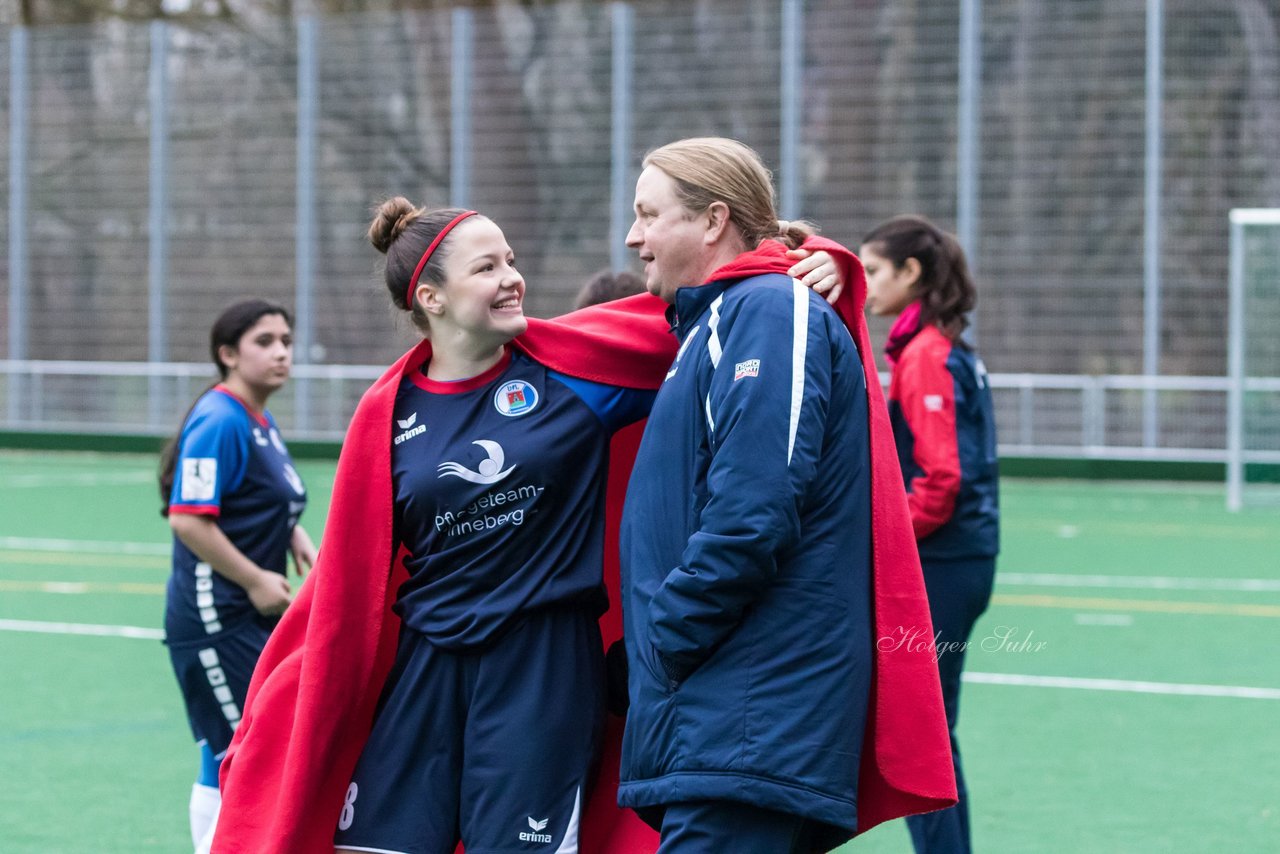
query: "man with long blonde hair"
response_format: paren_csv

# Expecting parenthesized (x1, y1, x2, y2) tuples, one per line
(617, 137, 956, 851)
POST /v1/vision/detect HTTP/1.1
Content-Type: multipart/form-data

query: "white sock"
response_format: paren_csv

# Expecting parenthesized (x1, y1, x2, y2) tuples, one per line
(195, 801, 219, 854)
(189, 783, 220, 852)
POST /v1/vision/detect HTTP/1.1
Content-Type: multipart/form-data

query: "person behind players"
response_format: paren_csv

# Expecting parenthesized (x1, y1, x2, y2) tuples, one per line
(574, 268, 647, 310)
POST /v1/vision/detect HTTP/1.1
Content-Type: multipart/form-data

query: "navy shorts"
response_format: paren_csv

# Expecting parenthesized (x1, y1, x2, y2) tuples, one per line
(165, 617, 272, 757)
(334, 606, 606, 854)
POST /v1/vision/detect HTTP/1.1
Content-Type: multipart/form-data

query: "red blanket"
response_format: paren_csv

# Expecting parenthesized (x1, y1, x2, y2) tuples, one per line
(214, 239, 954, 853)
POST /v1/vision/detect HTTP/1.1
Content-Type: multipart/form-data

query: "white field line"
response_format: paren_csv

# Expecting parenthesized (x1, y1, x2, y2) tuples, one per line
(1073, 613, 1135, 626)
(999, 572, 1280, 593)
(0, 618, 164, 640)
(0, 536, 169, 556)
(964, 671, 1280, 700)
(0, 471, 155, 487)
(0, 580, 164, 594)
(2, 620, 1276, 701)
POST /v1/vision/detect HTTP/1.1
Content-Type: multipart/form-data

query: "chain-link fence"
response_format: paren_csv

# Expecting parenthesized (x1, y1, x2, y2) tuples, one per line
(2, 1, 1279, 450)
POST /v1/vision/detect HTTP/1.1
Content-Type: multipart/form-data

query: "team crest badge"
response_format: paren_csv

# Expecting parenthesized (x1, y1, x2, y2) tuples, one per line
(494, 380, 539, 417)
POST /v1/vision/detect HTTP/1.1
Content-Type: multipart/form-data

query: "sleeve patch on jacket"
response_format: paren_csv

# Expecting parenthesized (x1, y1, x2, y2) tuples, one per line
(734, 359, 760, 381)
(923, 394, 944, 412)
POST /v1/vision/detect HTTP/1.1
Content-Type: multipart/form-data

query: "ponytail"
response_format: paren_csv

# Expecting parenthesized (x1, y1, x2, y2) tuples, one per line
(773, 218, 818, 250)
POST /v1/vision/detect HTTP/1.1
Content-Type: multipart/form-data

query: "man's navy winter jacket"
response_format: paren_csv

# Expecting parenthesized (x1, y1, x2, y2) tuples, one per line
(619, 270, 874, 837)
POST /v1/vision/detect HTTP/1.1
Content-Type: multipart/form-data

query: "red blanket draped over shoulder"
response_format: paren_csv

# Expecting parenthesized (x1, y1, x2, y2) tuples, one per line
(213, 238, 955, 853)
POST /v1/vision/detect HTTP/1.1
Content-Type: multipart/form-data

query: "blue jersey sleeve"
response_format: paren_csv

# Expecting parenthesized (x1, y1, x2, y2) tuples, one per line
(168, 394, 250, 515)
(550, 371, 657, 434)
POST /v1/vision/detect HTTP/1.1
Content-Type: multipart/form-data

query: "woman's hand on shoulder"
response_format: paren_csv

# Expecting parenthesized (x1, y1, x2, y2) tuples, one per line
(786, 248, 843, 304)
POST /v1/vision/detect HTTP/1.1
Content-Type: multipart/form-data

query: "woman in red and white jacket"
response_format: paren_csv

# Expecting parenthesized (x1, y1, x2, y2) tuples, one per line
(861, 215, 999, 854)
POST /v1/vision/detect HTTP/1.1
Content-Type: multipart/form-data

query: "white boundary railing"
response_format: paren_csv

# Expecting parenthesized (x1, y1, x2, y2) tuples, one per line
(3, 360, 1280, 470)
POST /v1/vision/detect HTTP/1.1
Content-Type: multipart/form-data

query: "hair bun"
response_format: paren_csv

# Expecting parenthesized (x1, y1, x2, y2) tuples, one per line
(368, 196, 422, 254)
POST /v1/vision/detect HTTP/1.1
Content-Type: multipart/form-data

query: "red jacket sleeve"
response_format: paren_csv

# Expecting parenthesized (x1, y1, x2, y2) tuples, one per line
(894, 334, 961, 540)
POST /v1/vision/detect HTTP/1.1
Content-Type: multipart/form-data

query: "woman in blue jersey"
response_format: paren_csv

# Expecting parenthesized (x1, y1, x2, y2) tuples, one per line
(158, 298, 317, 852)
(860, 215, 1000, 854)
(321, 199, 659, 854)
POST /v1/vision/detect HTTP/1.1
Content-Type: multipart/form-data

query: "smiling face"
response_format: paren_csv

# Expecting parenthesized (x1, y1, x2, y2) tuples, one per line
(626, 165, 717, 304)
(218, 313, 293, 401)
(419, 217, 528, 349)
(860, 243, 920, 317)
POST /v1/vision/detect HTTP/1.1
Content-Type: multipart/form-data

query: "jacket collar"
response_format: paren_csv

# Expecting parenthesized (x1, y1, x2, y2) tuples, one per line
(670, 279, 735, 339)
(668, 240, 800, 337)
(884, 301, 925, 367)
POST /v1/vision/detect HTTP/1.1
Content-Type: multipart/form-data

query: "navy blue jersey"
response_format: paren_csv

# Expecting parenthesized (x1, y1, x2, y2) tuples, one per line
(390, 349, 653, 651)
(165, 386, 307, 642)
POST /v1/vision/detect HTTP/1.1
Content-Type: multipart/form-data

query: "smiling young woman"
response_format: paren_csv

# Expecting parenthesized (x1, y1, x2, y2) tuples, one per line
(208, 198, 671, 854)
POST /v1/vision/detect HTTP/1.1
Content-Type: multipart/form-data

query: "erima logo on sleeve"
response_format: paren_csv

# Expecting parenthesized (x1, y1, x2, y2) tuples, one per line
(924, 394, 944, 412)
(180, 458, 217, 501)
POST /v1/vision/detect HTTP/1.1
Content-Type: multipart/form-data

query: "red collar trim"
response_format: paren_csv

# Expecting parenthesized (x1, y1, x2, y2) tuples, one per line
(704, 239, 793, 284)
(884, 302, 924, 367)
(408, 347, 512, 394)
(214, 384, 270, 428)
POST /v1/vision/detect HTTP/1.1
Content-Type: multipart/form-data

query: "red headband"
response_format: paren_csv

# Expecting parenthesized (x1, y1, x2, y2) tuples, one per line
(405, 210, 478, 308)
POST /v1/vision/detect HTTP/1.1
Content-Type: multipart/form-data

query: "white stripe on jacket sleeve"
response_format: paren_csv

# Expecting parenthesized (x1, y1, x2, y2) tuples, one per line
(707, 295, 724, 368)
(788, 279, 809, 465)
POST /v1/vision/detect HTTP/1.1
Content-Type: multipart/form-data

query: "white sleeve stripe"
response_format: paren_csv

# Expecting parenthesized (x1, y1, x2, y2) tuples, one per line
(788, 279, 809, 465)
(705, 393, 715, 434)
(707, 294, 724, 368)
